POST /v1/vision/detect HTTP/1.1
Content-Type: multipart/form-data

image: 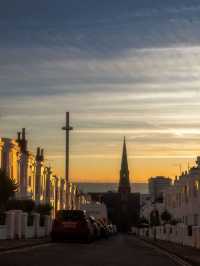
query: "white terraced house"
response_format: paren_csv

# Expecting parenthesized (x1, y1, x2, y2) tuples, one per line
(164, 157, 200, 226)
(0, 129, 89, 216)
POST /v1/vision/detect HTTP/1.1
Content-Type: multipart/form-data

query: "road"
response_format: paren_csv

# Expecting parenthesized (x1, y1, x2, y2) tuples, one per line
(0, 235, 188, 266)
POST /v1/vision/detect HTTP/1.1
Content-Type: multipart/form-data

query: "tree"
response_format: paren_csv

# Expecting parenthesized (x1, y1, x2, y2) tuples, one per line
(170, 218, 180, 226)
(150, 209, 160, 226)
(138, 216, 149, 226)
(161, 210, 172, 224)
(0, 169, 18, 210)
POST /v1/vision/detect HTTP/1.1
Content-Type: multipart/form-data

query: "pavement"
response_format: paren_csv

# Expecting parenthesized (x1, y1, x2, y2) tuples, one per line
(0, 234, 191, 266)
(0, 238, 50, 252)
(140, 237, 200, 266)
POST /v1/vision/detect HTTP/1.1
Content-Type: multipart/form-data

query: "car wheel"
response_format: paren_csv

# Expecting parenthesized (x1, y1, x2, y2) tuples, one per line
(85, 234, 92, 243)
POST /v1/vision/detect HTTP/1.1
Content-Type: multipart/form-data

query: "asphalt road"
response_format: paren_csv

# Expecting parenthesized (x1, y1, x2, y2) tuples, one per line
(0, 235, 188, 266)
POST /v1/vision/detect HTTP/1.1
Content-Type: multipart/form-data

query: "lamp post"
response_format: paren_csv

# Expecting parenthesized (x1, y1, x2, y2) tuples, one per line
(62, 112, 73, 209)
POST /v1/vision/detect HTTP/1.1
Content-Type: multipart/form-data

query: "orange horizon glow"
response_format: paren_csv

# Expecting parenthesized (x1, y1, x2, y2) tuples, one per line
(50, 153, 197, 183)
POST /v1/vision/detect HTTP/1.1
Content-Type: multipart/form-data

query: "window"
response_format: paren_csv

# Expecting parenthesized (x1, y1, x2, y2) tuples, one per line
(29, 176, 32, 187)
(193, 181, 199, 197)
(184, 185, 189, 203)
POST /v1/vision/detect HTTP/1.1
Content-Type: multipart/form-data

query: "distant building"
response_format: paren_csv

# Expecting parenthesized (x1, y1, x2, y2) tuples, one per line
(90, 137, 140, 231)
(148, 176, 172, 201)
(140, 194, 151, 206)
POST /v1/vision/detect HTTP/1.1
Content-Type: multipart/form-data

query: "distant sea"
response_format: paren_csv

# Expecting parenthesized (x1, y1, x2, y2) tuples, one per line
(75, 183, 148, 194)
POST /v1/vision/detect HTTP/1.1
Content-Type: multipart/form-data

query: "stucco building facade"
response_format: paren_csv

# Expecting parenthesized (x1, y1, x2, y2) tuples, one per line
(164, 157, 200, 226)
(0, 129, 89, 216)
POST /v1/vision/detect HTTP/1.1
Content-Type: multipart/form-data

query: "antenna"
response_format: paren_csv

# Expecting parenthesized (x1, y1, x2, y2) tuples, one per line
(173, 164, 182, 176)
(187, 161, 190, 172)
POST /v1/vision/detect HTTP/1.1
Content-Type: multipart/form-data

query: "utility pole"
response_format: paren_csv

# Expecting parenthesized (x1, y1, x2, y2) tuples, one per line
(62, 112, 73, 209)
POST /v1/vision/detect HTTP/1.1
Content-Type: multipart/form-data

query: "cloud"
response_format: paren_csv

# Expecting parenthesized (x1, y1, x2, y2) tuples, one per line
(1, 0, 200, 180)
(1, 1, 200, 54)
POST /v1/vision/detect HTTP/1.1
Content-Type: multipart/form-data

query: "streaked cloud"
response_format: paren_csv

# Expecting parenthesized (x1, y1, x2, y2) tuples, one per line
(1, 1, 200, 181)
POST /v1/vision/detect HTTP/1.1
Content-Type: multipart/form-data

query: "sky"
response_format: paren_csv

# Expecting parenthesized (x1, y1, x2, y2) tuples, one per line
(1, 0, 200, 182)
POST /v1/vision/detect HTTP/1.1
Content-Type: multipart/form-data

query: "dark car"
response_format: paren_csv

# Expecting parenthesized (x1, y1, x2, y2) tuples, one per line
(51, 210, 94, 242)
(96, 219, 109, 238)
(89, 216, 101, 239)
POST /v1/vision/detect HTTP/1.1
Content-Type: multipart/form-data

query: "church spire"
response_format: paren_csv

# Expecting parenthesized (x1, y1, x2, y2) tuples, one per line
(118, 137, 131, 194)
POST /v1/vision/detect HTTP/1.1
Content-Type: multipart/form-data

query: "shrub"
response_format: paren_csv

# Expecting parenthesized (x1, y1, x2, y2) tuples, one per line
(0, 169, 18, 210)
(150, 209, 160, 226)
(170, 219, 180, 226)
(34, 203, 52, 215)
(6, 199, 21, 210)
(6, 199, 35, 213)
(161, 210, 172, 224)
(139, 217, 149, 225)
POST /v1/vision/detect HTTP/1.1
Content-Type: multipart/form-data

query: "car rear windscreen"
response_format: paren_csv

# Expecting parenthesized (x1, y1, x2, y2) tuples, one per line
(57, 211, 85, 221)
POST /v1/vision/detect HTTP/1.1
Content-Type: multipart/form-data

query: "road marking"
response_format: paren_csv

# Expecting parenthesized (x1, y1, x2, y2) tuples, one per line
(139, 238, 192, 266)
(0, 242, 55, 255)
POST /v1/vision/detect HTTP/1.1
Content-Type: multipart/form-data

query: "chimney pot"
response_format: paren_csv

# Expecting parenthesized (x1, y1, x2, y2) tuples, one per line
(17, 132, 21, 142)
(41, 149, 44, 160)
(36, 147, 40, 157)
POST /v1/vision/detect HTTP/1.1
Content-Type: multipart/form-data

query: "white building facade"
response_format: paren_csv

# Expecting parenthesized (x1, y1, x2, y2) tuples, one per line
(0, 129, 89, 216)
(164, 157, 200, 226)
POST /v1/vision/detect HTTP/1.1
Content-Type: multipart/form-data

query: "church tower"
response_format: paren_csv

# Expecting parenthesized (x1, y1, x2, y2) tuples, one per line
(118, 137, 131, 195)
(96, 136, 140, 232)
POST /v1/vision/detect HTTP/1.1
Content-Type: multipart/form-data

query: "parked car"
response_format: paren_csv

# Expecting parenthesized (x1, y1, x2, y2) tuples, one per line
(112, 224, 117, 235)
(51, 210, 94, 242)
(107, 224, 117, 235)
(107, 224, 114, 235)
(89, 216, 101, 239)
(96, 219, 109, 238)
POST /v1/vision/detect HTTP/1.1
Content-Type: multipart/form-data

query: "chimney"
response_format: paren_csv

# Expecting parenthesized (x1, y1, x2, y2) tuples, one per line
(36, 147, 40, 161)
(22, 128, 26, 140)
(21, 128, 28, 151)
(41, 149, 44, 161)
(17, 132, 21, 142)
